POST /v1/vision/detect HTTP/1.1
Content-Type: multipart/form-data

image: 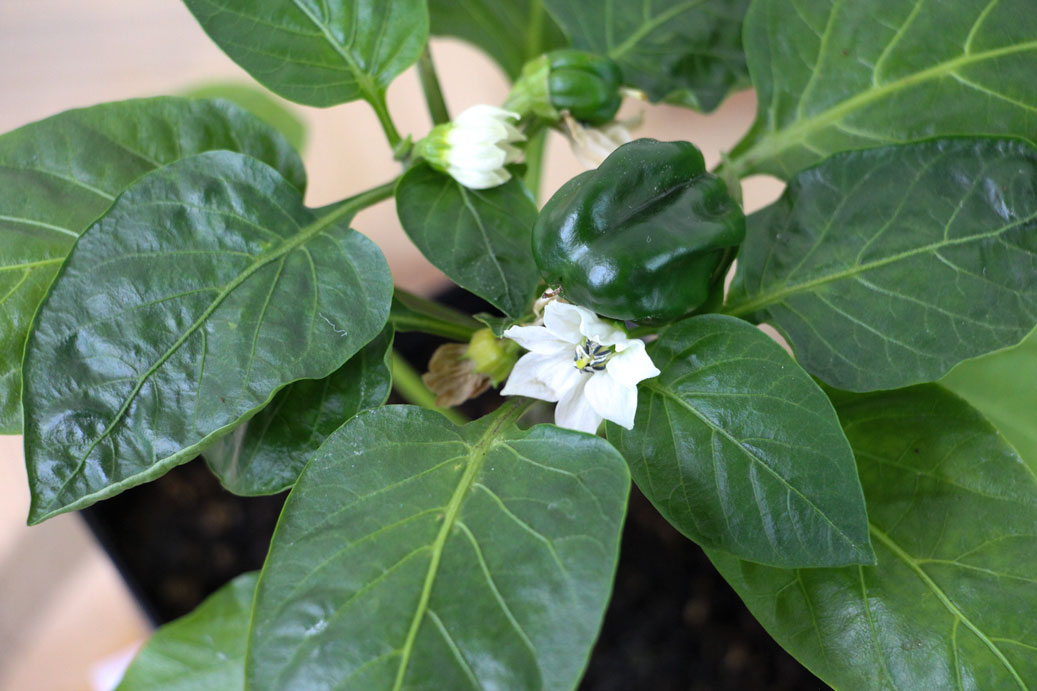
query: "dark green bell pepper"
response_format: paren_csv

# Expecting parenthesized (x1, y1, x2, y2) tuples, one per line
(532, 138, 745, 322)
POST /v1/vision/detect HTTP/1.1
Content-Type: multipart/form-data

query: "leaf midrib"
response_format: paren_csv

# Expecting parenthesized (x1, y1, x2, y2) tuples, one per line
(289, 0, 381, 103)
(39, 199, 357, 517)
(391, 404, 525, 690)
(736, 39, 1037, 172)
(724, 209, 1037, 317)
(606, 0, 711, 60)
(869, 524, 1027, 689)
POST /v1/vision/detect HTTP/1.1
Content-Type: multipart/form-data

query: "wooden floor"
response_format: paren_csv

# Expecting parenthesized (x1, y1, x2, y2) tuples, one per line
(0, 2, 777, 688)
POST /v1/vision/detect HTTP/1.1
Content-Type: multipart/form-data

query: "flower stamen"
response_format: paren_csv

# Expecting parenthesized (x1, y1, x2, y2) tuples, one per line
(573, 338, 612, 372)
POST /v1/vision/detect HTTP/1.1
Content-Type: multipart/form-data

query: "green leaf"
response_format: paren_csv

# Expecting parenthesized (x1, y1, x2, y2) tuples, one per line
(389, 288, 481, 342)
(607, 314, 873, 568)
(23, 151, 392, 524)
(730, 0, 1037, 177)
(181, 0, 428, 107)
(428, 0, 567, 79)
(0, 96, 305, 435)
(942, 326, 1037, 470)
(543, 0, 751, 111)
(396, 164, 540, 318)
(247, 404, 629, 689)
(182, 82, 307, 153)
(205, 326, 393, 495)
(708, 385, 1037, 689)
(117, 572, 257, 691)
(727, 139, 1037, 392)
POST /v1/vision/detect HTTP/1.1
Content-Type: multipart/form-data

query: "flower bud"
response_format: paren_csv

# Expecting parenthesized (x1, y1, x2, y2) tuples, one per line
(415, 105, 525, 189)
(465, 328, 519, 385)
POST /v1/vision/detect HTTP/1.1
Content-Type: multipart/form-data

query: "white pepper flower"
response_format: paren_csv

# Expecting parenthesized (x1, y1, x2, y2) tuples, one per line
(416, 105, 525, 189)
(500, 301, 660, 434)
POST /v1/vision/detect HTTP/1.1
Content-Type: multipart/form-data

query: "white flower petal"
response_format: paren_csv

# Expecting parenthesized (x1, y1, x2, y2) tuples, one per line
(502, 325, 572, 354)
(583, 373, 638, 429)
(554, 375, 603, 434)
(500, 351, 582, 402)
(606, 340, 660, 387)
(542, 301, 587, 343)
(447, 165, 511, 189)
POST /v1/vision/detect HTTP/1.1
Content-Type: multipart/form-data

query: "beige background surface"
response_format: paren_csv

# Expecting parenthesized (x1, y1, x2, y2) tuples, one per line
(0, 2, 781, 688)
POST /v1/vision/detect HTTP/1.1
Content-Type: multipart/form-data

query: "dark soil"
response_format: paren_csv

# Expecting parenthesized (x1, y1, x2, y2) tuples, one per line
(82, 289, 821, 689)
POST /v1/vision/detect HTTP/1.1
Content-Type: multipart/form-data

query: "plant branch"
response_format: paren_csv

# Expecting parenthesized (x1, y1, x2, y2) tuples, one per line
(523, 128, 548, 202)
(391, 351, 468, 424)
(312, 178, 398, 221)
(418, 45, 450, 125)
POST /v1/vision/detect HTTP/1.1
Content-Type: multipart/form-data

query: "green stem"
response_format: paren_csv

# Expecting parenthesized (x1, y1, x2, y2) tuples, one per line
(312, 177, 398, 219)
(523, 127, 548, 202)
(525, 0, 545, 59)
(417, 45, 450, 125)
(368, 92, 403, 149)
(391, 351, 468, 425)
(390, 289, 481, 341)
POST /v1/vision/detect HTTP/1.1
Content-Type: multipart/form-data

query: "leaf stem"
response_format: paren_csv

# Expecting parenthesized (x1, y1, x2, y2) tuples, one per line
(390, 351, 468, 425)
(312, 177, 398, 222)
(417, 45, 451, 125)
(368, 92, 403, 149)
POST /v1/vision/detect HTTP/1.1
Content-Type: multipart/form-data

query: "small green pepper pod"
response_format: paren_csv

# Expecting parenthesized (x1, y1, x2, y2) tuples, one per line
(532, 138, 745, 322)
(504, 50, 624, 125)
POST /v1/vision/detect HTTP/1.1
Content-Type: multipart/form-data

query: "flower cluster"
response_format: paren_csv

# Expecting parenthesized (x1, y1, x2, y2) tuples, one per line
(501, 301, 659, 434)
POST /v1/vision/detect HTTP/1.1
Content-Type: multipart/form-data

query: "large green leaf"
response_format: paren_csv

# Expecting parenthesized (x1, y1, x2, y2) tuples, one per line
(181, 0, 427, 107)
(942, 326, 1037, 470)
(428, 0, 567, 79)
(727, 139, 1037, 392)
(730, 0, 1037, 177)
(543, 0, 751, 111)
(205, 326, 393, 495)
(607, 315, 873, 568)
(118, 572, 257, 691)
(23, 151, 392, 524)
(708, 385, 1037, 689)
(247, 404, 629, 689)
(396, 163, 540, 318)
(0, 97, 305, 434)
(182, 82, 307, 153)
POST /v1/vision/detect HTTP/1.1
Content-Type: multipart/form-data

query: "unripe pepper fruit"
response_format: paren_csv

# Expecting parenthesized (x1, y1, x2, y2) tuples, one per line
(532, 138, 745, 322)
(546, 50, 623, 125)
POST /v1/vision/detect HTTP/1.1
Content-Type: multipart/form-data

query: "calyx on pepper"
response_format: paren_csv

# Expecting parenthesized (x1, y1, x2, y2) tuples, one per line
(504, 50, 624, 125)
(532, 138, 745, 322)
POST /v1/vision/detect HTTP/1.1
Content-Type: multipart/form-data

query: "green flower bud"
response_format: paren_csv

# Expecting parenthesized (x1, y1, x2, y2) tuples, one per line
(464, 328, 519, 385)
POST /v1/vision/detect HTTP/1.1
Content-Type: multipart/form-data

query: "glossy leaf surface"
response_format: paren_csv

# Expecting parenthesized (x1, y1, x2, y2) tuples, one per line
(607, 315, 872, 568)
(396, 164, 540, 318)
(727, 139, 1037, 392)
(428, 0, 567, 79)
(23, 151, 392, 523)
(709, 385, 1037, 689)
(942, 327, 1037, 470)
(205, 327, 393, 495)
(118, 572, 257, 691)
(247, 404, 629, 690)
(543, 0, 750, 111)
(0, 97, 305, 434)
(731, 0, 1037, 176)
(181, 0, 427, 107)
(182, 82, 307, 152)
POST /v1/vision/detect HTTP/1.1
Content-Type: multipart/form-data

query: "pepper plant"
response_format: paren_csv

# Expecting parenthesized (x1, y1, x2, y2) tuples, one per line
(4, 1, 1036, 688)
